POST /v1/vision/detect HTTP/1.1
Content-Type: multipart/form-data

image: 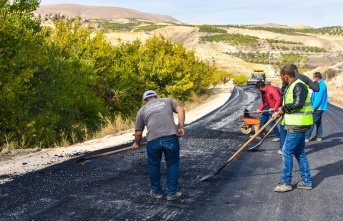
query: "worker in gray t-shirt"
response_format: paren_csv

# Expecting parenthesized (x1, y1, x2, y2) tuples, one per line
(135, 98, 180, 141)
(132, 90, 185, 201)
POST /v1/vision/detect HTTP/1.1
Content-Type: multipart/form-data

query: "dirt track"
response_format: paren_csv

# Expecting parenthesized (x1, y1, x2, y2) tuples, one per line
(1, 86, 343, 221)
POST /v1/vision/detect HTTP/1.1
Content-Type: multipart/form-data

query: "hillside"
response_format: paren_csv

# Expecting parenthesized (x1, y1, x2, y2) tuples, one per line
(35, 4, 180, 23)
(36, 4, 343, 106)
(104, 25, 343, 73)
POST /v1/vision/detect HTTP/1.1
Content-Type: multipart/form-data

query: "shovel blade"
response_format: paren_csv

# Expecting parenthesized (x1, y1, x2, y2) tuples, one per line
(248, 143, 261, 151)
(243, 108, 251, 117)
(200, 173, 215, 182)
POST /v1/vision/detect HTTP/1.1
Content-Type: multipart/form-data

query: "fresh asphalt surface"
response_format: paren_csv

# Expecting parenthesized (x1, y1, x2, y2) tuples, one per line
(1, 85, 343, 221)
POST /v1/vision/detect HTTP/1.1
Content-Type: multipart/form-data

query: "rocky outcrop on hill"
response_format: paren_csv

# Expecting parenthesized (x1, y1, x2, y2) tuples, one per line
(33, 12, 88, 23)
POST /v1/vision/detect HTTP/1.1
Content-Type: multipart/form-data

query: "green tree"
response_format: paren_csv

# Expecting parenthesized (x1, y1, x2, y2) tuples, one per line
(0, 6, 220, 149)
(106, 35, 216, 108)
(36, 18, 114, 145)
(0, 0, 48, 147)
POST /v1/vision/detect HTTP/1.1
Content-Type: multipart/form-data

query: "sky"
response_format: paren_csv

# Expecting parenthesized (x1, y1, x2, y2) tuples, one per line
(39, 0, 343, 28)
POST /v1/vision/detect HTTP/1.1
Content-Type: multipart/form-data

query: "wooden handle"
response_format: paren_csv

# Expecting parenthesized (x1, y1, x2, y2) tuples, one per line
(245, 110, 272, 114)
(261, 117, 282, 140)
(222, 117, 275, 167)
(201, 116, 281, 180)
(251, 117, 282, 149)
(76, 142, 147, 164)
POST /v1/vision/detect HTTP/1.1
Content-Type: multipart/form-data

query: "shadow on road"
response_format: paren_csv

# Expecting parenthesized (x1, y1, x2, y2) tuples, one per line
(322, 132, 343, 140)
(312, 159, 343, 188)
(305, 132, 343, 156)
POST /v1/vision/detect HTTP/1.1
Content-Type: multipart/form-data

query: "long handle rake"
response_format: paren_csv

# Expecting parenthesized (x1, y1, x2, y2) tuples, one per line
(76, 142, 147, 166)
(200, 117, 277, 181)
(249, 117, 282, 151)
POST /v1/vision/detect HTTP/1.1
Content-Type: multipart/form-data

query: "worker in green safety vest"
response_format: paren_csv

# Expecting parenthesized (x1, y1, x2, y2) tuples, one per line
(272, 64, 313, 193)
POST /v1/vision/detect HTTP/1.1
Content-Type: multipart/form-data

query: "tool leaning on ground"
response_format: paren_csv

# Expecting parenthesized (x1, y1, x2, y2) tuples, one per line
(249, 117, 282, 151)
(76, 142, 147, 166)
(200, 117, 278, 181)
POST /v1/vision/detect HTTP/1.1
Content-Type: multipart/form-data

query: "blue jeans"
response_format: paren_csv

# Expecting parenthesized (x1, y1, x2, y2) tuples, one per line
(147, 135, 180, 196)
(259, 106, 280, 138)
(305, 110, 324, 139)
(281, 131, 312, 186)
(279, 124, 287, 151)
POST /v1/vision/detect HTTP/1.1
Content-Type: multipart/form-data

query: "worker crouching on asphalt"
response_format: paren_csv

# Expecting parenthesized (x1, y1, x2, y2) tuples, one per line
(272, 65, 313, 192)
(132, 90, 185, 201)
(254, 81, 281, 141)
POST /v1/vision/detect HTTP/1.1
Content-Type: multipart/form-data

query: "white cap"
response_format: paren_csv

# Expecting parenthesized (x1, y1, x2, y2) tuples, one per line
(143, 90, 157, 100)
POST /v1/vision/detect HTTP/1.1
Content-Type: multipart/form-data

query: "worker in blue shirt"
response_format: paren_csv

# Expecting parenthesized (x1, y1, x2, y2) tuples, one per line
(305, 72, 328, 142)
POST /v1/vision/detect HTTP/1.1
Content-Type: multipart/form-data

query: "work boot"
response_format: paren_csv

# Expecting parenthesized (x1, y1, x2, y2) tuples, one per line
(150, 190, 163, 199)
(167, 192, 182, 201)
(296, 181, 312, 190)
(274, 183, 292, 192)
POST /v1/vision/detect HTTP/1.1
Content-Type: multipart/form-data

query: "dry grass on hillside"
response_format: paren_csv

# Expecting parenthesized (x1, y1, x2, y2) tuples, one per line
(327, 73, 343, 107)
(35, 4, 179, 23)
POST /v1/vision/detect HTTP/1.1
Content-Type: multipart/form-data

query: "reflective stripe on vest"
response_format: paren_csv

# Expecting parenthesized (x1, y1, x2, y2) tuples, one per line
(282, 78, 313, 126)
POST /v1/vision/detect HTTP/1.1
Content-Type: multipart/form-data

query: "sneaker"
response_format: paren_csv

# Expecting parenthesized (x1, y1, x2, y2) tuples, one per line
(277, 150, 282, 155)
(150, 190, 163, 199)
(305, 139, 310, 143)
(296, 181, 312, 190)
(316, 138, 322, 141)
(167, 192, 182, 201)
(272, 138, 280, 142)
(274, 183, 292, 192)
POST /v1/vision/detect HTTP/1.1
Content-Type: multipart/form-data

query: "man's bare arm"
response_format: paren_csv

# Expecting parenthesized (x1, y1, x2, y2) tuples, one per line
(175, 105, 185, 137)
(132, 130, 143, 149)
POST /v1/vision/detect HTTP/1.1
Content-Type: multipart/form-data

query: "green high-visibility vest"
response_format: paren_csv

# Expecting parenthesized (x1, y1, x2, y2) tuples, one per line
(282, 78, 313, 126)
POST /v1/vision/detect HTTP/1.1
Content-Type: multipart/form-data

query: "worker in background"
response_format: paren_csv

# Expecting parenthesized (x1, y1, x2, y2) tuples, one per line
(272, 64, 313, 192)
(254, 81, 281, 141)
(305, 72, 328, 142)
(278, 64, 319, 155)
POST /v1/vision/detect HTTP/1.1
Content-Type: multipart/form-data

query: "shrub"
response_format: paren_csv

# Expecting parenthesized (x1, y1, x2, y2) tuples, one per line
(324, 69, 338, 80)
(199, 25, 227, 33)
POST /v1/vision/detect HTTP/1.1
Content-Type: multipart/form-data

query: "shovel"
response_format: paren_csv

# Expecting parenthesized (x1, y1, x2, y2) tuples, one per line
(200, 118, 276, 181)
(249, 117, 282, 151)
(76, 142, 147, 166)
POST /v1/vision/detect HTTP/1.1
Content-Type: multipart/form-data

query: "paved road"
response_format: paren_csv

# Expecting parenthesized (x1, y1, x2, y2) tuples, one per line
(1, 86, 343, 221)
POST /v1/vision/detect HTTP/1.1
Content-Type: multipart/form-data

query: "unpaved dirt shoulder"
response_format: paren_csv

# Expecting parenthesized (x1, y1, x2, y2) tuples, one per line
(0, 82, 234, 183)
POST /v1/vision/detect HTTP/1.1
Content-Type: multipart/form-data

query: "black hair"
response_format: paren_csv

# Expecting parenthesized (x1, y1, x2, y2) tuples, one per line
(313, 72, 322, 79)
(255, 81, 266, 89)
(280, 65, 296, 78)
(290, 64, 298, 72)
